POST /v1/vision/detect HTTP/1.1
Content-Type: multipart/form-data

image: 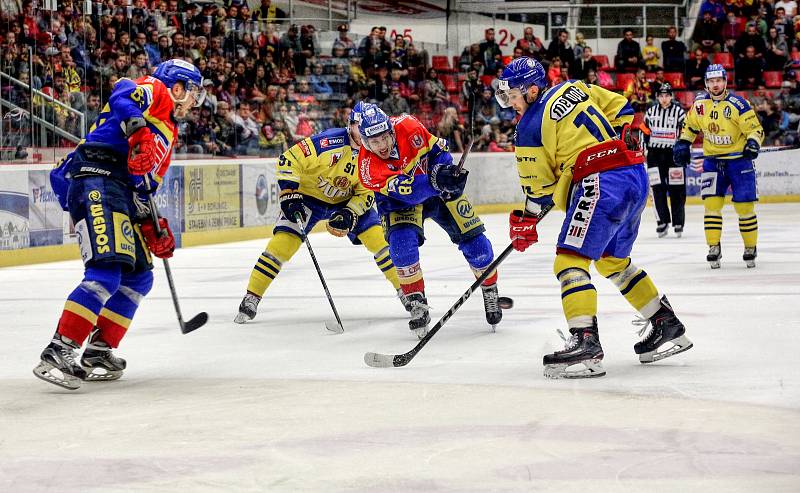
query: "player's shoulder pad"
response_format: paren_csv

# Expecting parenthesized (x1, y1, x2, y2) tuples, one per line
(310, 127, 349, 154)
(693, 92, 710, 103)
(725, 92, 751, 113)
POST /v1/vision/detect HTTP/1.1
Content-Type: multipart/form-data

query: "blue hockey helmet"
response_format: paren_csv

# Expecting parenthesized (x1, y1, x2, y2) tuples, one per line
(705, 64, 727, 81)
(496, 57, 548, 108)
(358, 103, 394, 153)
(152, 59, 206, 107)
(349, 100, 366, 124)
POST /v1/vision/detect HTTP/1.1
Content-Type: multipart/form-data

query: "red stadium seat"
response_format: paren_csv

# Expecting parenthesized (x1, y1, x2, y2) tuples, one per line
(675, 90, 696, 109)
(480, 75, 494, 87)
(616, 72, 636, 91)
(663, 72, 686, 89)
(453, 56, 461, 71)
(441, 74, 459, 93)
(502, 55, 513, 66)
(593, 55, 613, 71)
(713, 52, 734, 70)
(432, 55, 453, 72)
(763, 71, 783, 88)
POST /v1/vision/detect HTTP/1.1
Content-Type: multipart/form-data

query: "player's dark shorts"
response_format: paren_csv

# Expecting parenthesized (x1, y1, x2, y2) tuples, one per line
(273, 194, 380, 245)
(701, 157, 757, 202)
(558, 165, 648, 260)
(381, 193, 485, 246)
(67, 175, 153, 273)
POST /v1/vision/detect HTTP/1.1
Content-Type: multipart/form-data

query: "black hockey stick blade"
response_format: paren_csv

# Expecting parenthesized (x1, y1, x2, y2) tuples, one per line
(181, 311, 208, 334)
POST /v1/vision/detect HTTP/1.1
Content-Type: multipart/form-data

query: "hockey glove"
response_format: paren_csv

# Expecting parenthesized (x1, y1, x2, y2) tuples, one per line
(509, 210, 539, 252)
(430, 164, 469, 196)
(140, 217, 175, 259)
(279, 189, 307, 223)
(127, 127, 159, 175)
(326, 208, 357, 237)
(743, 138, 760, 160)
(673, 140, 691, 167)
(619, 123, 642, 151)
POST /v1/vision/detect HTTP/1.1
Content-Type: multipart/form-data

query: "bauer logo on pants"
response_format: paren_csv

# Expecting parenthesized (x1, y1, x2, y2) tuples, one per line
(565, 174, 600, 248)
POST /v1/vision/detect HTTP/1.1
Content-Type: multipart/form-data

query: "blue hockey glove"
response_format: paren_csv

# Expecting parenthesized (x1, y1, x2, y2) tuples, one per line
(742, 138, 760, 160)
(430, 164, 468, 196)
(673, 140, 691, 167)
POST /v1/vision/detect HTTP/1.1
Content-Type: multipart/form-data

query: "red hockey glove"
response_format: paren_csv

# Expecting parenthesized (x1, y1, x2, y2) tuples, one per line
(509, 210, 539, 252)
(140, 217, 175, 259)
(127, 127, 158, 175)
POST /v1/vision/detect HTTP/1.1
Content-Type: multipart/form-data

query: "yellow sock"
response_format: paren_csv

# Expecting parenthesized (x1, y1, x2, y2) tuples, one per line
(358, 226, 400, 290)
(734, 201, 758, 248)
(554, 253, 596, 328)
(595, 256, 661, 318)
(246, 232, 302, 296)
(703, 196, 724, 246)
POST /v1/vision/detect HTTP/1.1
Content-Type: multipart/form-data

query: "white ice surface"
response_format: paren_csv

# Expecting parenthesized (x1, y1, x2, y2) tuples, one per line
(2, 203, 799, 492)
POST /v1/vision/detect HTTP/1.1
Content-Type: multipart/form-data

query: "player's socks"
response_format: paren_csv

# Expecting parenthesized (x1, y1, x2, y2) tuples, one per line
(33, 333, 87, 390)
(735, 202, 758, 268)
(595, 256, 660, 318)
(703, 196, 724, 247)
(554, 253, 597, 328)
(246, 250, 285, 297)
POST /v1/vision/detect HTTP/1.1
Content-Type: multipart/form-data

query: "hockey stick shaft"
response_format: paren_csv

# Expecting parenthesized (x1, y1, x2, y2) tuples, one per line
(692, 145, 799, 159)
(455, 137, 473, 173)
(295, 214, 345, 331)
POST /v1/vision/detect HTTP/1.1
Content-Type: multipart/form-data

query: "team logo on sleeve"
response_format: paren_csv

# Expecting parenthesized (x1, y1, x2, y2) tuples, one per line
(298, 140, 312, 157)
(329, 152, 343, 167)
(411, 134, 424, 148)
(695, 102, 705, 115)
(723, 106, 731, 119)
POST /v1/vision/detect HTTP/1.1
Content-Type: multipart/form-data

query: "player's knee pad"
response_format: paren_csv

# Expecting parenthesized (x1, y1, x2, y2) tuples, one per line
(704, 196, 725, 213)
(594, 256, 631, 279)
(733, 201, 755, 217)
(458, 234, 493, 270)
(120, 269, 154, 300)
(267, 232, 302, 262)
(388, 226, 421, 267)
(553, 253, 592, 287)
(79, 264, 123, 304)
(357, 225, 389, 255)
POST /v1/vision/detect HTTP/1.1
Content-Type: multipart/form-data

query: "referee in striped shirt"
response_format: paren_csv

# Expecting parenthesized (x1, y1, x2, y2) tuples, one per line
(640, 83, 687, 237)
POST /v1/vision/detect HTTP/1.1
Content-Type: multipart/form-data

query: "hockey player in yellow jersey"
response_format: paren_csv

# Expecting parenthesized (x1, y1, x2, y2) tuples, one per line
(497, 57, 692, 378)
(673, 64, 764, 268)
(234, 104, 407, 323)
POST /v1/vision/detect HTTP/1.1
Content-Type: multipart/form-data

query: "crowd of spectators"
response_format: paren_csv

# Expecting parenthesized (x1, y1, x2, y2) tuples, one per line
(4, 0, 800, 157)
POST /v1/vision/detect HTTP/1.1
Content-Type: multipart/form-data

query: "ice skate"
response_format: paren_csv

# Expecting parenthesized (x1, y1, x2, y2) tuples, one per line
(234, 292, 261, 324)
(543, 320, 605, 379)
(397, 288, 413, 312)
(481, 284, 502, 331)
(743, 246, 757, 268)
(707, 244, 721, 269)
(407, 292, 430, 339)
(33, 334, 87, 390)
(634, 296, 693, 363)
(674, 225, 683, 238)
(81, 329, 126, 381)
(656, 223, 669, 238)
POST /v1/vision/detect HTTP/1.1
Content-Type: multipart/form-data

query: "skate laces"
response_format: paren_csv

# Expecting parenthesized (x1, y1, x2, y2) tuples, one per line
(482, 287, 499, 312)
(243, 293, 260, 310)
(556, 329, 579, 351)
(633, 316, 654, 340)
(54, 341, 79, 366)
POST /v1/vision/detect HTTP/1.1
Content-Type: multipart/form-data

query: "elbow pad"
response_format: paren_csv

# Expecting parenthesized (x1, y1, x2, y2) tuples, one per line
(122, 116, 147, 137)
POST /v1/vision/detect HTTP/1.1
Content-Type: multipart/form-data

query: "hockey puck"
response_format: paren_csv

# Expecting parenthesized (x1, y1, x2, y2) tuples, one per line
(499, 296, 513, 309)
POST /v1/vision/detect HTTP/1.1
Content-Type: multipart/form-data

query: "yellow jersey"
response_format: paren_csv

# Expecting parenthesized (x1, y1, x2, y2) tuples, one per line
(514, 80, 635, 210)
(277, 128, 374, 214)
(679, 90, 764, 159)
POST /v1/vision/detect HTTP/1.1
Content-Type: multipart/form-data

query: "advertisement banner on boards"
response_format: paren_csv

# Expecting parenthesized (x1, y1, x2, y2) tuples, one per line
(184, 164, 242, 232)
(0, 171, 30, 250)
(241, 161, 280, 228)
(28, 170, 63, 247)
(152, 165, 185, 247)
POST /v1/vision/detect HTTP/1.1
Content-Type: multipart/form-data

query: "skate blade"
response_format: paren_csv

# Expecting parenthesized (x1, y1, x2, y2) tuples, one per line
(639, 335, 694, 364)
(709, 260, 721, 269)
(745, 260, 756, 268)
(82, 367, 123, 381)
(325, 321, 344, 334)
(233, 312, 253, 324)
(33, 361, 81, 390)
(544, 359, 605, 379)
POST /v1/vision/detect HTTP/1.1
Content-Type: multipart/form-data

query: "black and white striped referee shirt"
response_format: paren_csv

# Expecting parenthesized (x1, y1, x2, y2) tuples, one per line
(643, 102, 686, 149)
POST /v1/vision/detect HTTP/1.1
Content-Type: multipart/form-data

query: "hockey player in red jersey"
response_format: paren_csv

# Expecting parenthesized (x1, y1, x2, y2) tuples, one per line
(35, 60, 205, 390)
(357, 103, 507, 338)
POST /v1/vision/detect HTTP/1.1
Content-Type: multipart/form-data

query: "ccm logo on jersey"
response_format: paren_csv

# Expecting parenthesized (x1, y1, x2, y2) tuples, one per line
(585, 147, 618, 161)
(550, 86, 590, 121)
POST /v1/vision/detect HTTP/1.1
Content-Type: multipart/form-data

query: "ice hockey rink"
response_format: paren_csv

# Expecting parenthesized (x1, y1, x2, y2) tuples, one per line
(1, 203, 798, 492)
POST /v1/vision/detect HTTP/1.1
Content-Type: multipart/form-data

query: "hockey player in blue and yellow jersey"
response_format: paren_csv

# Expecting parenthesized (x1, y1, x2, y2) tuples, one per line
(673, 64, 764, 268)
(497, 57, 692, 378)
(34, 59, 205, 390)
(234, 104, 407, 324)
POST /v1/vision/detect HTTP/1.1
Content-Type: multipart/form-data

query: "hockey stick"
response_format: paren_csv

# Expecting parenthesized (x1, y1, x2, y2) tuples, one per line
(456, 137, 473, 172)
(295, 214, 345, 334)
(691, 145, 800, 159)
(147, 196, 208, 334)
(364, 205, 552, 368)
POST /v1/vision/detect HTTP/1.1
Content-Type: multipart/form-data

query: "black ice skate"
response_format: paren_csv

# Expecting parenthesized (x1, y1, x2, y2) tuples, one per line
(234, 292, 261, 324)
(481, 284, 502, 330)
(397, 289, 413, 313)
(674, 225, 683, 238)
(707, 244, 721, 269)
(81, 329, 126, 381)
(743, 247, 757, 268)
(634, 296, 693, 363)
(407, 292, 430, 339)
(33, 334, 87, 390)
(656, 223, 669, 238)
(543, 320, 605, 379)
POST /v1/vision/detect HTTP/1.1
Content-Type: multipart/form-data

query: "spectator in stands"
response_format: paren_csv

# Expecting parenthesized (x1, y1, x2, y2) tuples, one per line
(615, 28, 644, 72)
(570, 45, 597, 80)
(643, 35, 661, 70)
(624, 68, 651, 112)
(126, 50, 150, 79)
(488, 132, 513, 152)
(381, 83, 411, 116)
(474, 86, 498, 127)
(83, 92, 101, 132)
(229, 100, 260, 154)
(436, 107, 465, 153)
(663, 26, 688, 73)
(406, 43, 429, 76)
(309, 63, 333, 96)
(479, 28, 503, 73)
(693, 11, 723, 53)
(735, 23, 767, 59)
(687, 48, 711, 89)
(722, 11, 745, 53)
(650, 68, 668, 98)
(573, 32, 588, 61)
(547, 30, 575, 70)
(776, 0, 798, 17)
(252, 0, 287, 26)
(358, 26, 381, 57)
(462, 67, 483, 118)
(773, 7, 795, 43)
(459, 43, 483, 73)
(765, 26, 789, 70)
(332, 24, 356, 57)
(547, 57, 563, 86)
(420, 67, 448, 113)
(388, 62, 415, 100)
(585, 68, 600, 85)
(699, 0, 726, 23)
(517, 26, 546, 61)
(367, 63, 391, 102)
(737, 44, 766, 88)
